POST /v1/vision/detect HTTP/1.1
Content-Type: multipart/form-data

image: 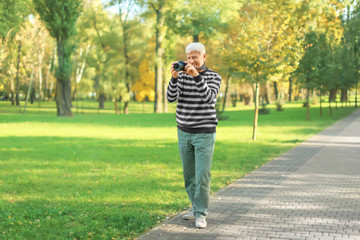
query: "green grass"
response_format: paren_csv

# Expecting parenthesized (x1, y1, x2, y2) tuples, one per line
(0, 99, 177, 115)
(0, 100, 357, 240)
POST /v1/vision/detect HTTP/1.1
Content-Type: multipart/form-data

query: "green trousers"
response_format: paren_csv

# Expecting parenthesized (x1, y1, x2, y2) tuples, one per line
(177, 128, 216, 218)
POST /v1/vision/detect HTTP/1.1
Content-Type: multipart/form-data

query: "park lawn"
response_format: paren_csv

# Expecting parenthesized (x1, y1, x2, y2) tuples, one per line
(0, 101, 356, 240)
(0, 99, 177, 115)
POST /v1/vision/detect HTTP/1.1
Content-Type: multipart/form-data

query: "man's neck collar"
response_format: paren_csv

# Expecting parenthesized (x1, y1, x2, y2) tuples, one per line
(198, 67, 208, 75)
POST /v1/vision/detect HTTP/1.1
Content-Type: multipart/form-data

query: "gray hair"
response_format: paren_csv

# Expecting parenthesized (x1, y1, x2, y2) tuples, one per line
(185, 42, 206, 55)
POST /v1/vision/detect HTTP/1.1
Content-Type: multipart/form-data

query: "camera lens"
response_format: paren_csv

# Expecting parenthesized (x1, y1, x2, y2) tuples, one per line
(174, 63, 181, 71)
(174, 61, 187, 71)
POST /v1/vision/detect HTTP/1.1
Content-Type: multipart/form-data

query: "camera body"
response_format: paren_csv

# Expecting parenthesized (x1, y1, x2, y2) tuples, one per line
(173, 61, 187, 71)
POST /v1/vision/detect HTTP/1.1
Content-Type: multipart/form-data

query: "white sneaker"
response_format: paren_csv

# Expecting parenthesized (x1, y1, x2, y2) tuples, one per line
(195, 216, 207, 228)
(182, 211, 195, 220)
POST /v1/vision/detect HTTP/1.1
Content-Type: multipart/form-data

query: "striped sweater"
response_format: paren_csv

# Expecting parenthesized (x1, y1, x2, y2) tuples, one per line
(166, 68, 222, 133)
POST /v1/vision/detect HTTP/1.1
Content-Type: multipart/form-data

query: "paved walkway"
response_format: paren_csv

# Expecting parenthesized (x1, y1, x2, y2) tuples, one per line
(138, 109, 360, 240)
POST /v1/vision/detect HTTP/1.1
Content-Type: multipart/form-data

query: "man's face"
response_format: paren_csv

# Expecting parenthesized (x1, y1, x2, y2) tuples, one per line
(186, 51, 206, 69)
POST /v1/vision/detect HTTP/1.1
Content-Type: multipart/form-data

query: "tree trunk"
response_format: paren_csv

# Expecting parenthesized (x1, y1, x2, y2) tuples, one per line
(154, 8, 164, 113)
(99, 91, 105, 109)
(329, 89, 337, 102)
(118, 2, 135, 115)
(124, 101, 129, 114)
(10, 87, 15, 105)
(163, 73, 168, 113)
(15, 40, 22, 106)
(55, 39, 72, 117)
(24, 68, 35, 114)
(273, 81, 278, 100)
(30, 87, 35, 104)
(73, 71, 77, 101)
(48, 49, 56, 101)
(73, 45, 90, 101)
(356, 81, 358, 108)
(38, 45, 44, 107)
(124, 83, 130, 114)
(72, 51, 79, 101)
(288, 77, 292, 102)
(123, 26, 130, 115)
(340, 89, 348, 102)
(55, 78, 72, 116)
(114, 101, 120, 114)
(49, 76, 54, 101)
(252, 81, 260, 141)
(44, 59, 51, 100)
(222, 74, 231, 112)
(10, 47, 15, 105)
(306, 88, 310, 121)
(320, 98, 322, 117)
(329, 100, 332, 117)
(295, 86, 300, 100)
(193, 34, 199, 42)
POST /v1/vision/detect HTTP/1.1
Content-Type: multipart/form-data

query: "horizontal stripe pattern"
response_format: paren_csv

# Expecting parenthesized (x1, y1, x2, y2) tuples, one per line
(166, 68, 221, 129)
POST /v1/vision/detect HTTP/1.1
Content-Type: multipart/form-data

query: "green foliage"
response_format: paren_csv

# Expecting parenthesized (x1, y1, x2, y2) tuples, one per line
(341, 3, 360, 89)
(295, 31, 323, 90)
(0, 0, 31, 37)
(224, 0, 306, 84)
(33, 0, 82, 40)
(165, 0, 240, 41)
(295, 0, 360, 96)
(33, 0, 83, 81)
(76, 1, 151, 101)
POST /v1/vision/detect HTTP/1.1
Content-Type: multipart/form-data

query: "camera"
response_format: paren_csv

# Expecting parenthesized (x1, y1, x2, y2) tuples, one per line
(173, 61, 187, 71)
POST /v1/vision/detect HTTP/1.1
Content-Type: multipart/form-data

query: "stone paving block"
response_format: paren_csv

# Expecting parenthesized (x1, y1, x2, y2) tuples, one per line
(215, 237, 237, 240)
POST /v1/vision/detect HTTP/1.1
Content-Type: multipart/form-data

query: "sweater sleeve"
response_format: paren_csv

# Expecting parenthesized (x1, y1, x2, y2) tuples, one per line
(166, 77, 179, 103)
(194, 74, 221, 104)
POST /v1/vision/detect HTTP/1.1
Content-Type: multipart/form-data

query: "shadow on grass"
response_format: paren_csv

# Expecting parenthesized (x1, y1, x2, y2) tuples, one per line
(0, 199, 182, 240)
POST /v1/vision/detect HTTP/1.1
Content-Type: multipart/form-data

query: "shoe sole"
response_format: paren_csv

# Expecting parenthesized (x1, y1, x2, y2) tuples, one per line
(196, 225, 207, 229)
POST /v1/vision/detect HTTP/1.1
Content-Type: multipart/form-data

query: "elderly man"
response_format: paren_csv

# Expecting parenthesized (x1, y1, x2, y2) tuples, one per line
(166, 42, 221, 228)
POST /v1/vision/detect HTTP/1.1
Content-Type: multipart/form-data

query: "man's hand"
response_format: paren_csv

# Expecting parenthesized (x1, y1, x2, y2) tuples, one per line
(170, 62, 179, 78)
(183, 63, 199, 77)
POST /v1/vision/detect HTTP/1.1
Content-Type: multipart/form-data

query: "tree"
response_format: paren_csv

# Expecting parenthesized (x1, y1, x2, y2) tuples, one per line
(140, 0, 177, 113)
(77, 1, 111, 110)
(0, 0, 31, 105)
(342, 2, 360, 107)
(0, 29, 12, 78)
(224, 0, 301, 140)
(165, 0, 240, 42)
(131, 59, 155, 101)
(0, 0, 30, 37)
(34, 0, 83, 116)
(115, 0, 135, 114)
(72, 45, 90, 101)
(148, 0, 165, 113)
(106, 0, 145, 114)
(295, 31, 323, 120)
(293, 0, 345, 118)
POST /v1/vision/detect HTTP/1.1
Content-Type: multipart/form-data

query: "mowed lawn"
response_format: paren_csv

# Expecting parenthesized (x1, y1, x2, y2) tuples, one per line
(0, 101, 356, 240)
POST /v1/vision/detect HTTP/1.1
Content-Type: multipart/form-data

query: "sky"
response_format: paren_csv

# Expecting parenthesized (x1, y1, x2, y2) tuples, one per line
(101, 0, 143, 19)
